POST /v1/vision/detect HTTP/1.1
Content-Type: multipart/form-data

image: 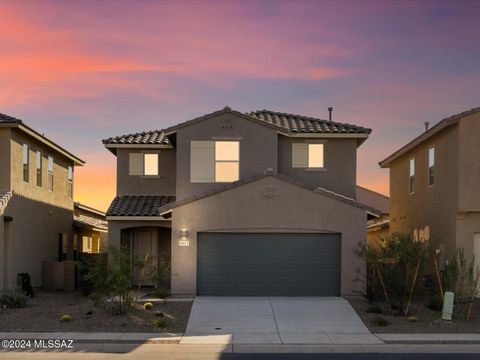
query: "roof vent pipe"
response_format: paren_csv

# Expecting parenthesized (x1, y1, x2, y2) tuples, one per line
(424, 122, 430, 132)
(328, 107, 333, 121)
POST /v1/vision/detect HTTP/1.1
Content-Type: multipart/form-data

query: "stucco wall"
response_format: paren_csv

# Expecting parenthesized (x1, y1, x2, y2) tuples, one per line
(389, 125, 459, 260)
(456, 213, 480, 260)
(0, 128, 12, 193)
(116, 148, 176, 196)
(458, 111, 480, 212)
(10, 128, 75, 210)
(2, 194, 73, 288)
(278, 136, 358, 199)
(175, 112, 278, 201)
(171, 176, 367, 297)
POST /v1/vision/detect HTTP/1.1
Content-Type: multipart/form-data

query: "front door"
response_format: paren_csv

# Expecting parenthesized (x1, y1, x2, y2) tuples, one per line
(134, 229, 158, 286)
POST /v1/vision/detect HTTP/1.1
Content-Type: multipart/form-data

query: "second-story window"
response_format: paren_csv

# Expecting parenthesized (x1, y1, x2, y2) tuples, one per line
(409, 158, 415, 194)
(23, 144, 29, 182)
(36, 151, 42, 187)
(48, 156, 54, 191)
(292, 143, 325, 169)
(428, 147, 435, 186)
(190, 141, 239, 183)
(144, 154, 159, 176)
(68, 166, 73, 197)
(215, 141, 239, 182)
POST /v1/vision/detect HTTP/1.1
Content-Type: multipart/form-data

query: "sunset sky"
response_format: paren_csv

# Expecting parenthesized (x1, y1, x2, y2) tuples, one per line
(1, 0, 479, 211)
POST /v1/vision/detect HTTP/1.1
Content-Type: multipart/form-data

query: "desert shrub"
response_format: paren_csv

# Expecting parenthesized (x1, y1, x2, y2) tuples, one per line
(373, 315, 389, 326)
(155, 311, 164, 317)
(444, 249, 480, 303)
(407, 315, 418, 322)
(357, 232, 429, 312)
(83, 245, 133, 315)
(153, 287, 170, 299)
(60, 314, 71, 322)
(149, 319, 166, 328)
(143, 302, 153, 310)
(0, 288, 28, 308)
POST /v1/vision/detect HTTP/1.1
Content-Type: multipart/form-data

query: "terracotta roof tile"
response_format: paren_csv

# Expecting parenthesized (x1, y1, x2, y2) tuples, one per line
(106, 195, 176, 217)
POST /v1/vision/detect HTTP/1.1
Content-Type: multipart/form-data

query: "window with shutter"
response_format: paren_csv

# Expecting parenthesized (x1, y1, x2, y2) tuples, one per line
(191, 141, 215, 182)
(129, 153, 144, 175)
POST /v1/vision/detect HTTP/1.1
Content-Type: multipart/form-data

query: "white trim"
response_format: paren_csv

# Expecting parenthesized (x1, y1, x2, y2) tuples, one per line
(106, 216, 170, 221)
(105, 144, 173, 149)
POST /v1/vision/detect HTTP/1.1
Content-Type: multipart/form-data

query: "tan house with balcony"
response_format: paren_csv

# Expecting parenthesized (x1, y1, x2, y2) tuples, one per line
(103, 107, 379, 297)
(0, 113, 84, 290)
(380, 107, 480, 269)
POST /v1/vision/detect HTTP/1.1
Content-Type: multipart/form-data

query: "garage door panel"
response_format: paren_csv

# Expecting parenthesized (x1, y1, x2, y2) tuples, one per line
(197, 233, 341, 296)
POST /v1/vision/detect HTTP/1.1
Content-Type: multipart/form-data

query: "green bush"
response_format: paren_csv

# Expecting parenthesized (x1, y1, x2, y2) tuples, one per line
(143, 302, 153, 311)
(357, 232, 429, 312)
(82, 245, 133, 315)
(149, 319, 166, 328)
(60, 314, 71, 322)
(373, 315, 389, 326)
(153, 287, 170, 299)
(155, 311, 164, 317)
(0, 288, 28, 308)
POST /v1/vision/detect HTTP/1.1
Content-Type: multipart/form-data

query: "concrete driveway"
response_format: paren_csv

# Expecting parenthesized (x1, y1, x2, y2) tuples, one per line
(182, 297, 381, 345)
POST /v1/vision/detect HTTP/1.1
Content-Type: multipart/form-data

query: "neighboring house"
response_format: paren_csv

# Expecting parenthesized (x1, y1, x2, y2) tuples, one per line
(103, 107, 375, 297)
(0, 113, 84, 290)
(73, 202, 108, 257)
(356, 185, 391, 245)
(379, 107, 480, 268)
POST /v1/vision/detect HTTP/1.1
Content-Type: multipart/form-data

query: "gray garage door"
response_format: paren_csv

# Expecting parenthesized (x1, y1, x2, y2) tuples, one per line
(197, 233, 341, 296)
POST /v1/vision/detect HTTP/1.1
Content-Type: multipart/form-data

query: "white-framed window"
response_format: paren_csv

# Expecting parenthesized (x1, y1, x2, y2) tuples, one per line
(23, 144, 29, 182)
(428, 147, 435, 186)
(409, 157, 415, 194)
(48, 156, 54, 191)
(36, 151, 42, 187)
(190, 141, 240, 183)
(67, 165, 73, 197)
(292, 143, 325, 169)
(143, 153, 159, 176)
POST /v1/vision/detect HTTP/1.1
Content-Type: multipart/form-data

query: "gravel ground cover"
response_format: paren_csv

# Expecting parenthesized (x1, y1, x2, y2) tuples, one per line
(0, 290, 192, 333)
(347, 296, 480, 333)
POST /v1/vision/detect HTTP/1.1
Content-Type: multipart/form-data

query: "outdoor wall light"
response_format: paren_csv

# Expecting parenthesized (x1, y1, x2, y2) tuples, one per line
(181, 230, 188, 239)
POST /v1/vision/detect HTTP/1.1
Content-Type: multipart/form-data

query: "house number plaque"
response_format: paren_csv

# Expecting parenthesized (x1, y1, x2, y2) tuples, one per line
(178, 240, 190, 247)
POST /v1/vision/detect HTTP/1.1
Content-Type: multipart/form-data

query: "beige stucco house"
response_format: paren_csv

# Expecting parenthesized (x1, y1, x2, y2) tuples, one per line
(104, 107, 376, 297)
(0, 113, 85, 290)
(380, 107, 480, 269)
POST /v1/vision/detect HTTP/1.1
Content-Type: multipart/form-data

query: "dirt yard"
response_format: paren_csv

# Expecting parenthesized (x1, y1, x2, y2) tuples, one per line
(0, 291, 192, 333)
(347, 296, 480, 333)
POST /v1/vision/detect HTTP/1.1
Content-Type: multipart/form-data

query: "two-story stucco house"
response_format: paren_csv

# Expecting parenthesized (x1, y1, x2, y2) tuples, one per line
(0, 113, 84, 291)
(379, 107, 480, 269)
(103, 107, 374, 297)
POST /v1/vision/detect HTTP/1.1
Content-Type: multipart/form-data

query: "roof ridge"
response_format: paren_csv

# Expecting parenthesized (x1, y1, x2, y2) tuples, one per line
(0, 112, 23, 123)
(102, 129, 165, 143)
(356, 185, 390, 199)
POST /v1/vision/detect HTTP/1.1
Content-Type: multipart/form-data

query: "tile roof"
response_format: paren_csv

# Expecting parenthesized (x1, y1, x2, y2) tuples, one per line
(102, 130, 170, 145)
(106, 195, 176, 217)
(103, 107, 371, 148)
(0, 191, 13, 213)
(248, 109, 371, 134)
(0, 113, 22, 123)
